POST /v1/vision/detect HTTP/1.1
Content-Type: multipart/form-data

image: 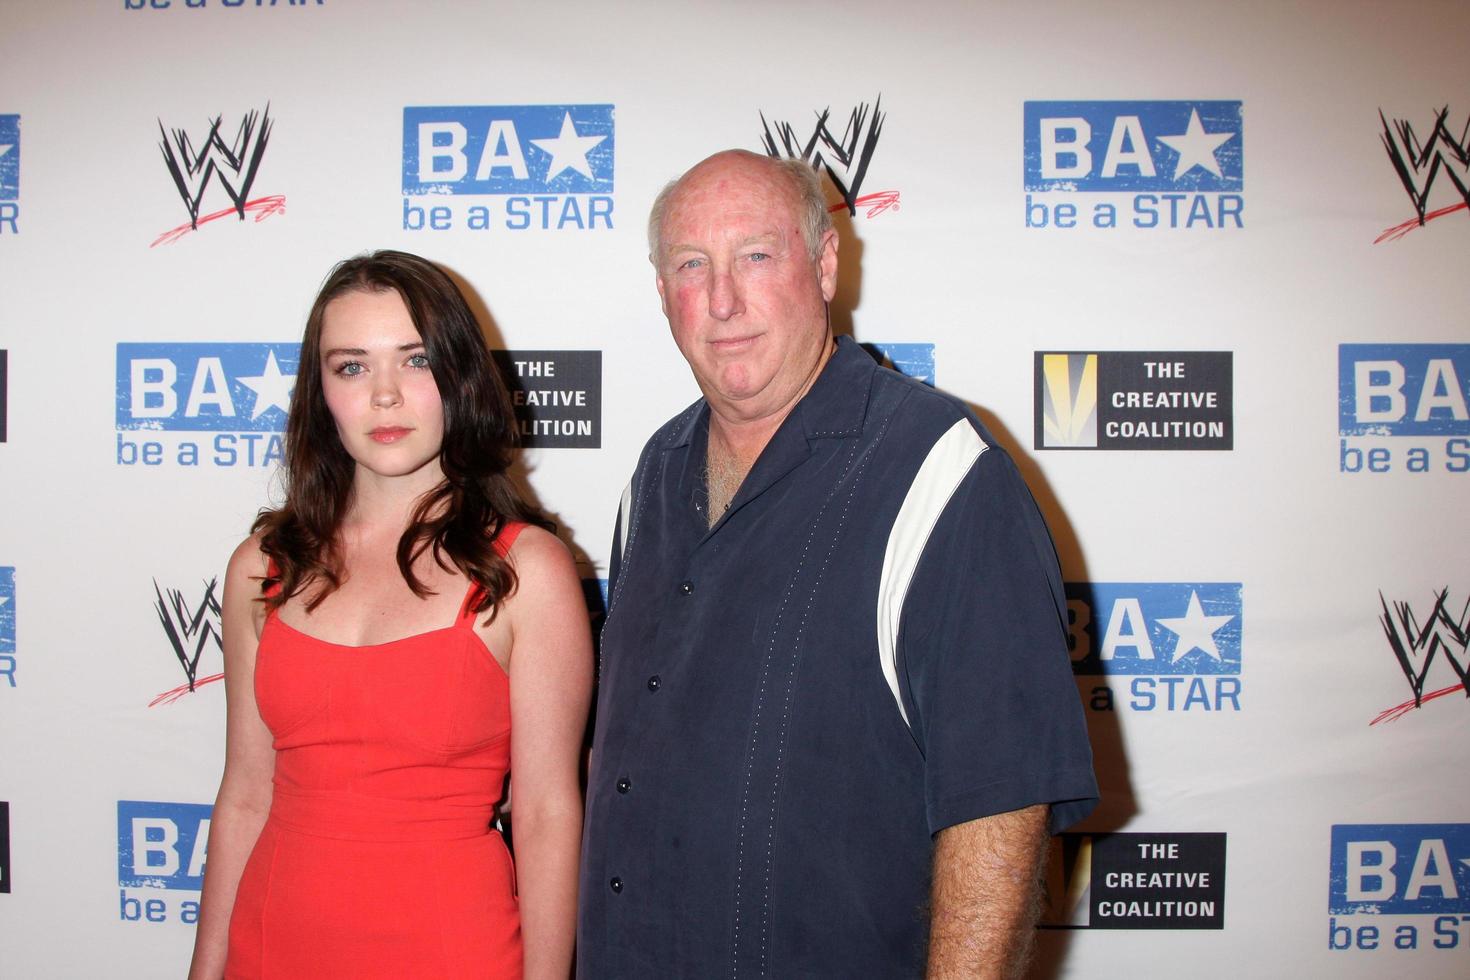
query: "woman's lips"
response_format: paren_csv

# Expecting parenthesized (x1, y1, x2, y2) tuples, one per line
(369, 426, 413, 444)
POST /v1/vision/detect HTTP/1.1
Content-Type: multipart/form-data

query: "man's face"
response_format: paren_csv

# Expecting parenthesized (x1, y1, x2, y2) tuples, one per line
(654, 153, 838, 426)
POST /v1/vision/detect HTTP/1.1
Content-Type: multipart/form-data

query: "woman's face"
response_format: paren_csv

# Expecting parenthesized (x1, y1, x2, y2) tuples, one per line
(318, 288, 445, 481)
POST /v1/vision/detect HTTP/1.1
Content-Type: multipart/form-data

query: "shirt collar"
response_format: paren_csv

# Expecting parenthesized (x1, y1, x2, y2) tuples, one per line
(663, 335, 875, 451)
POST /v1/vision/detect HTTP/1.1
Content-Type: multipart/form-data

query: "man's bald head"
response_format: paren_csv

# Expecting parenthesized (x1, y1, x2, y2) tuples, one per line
(647, 150, 833, 263)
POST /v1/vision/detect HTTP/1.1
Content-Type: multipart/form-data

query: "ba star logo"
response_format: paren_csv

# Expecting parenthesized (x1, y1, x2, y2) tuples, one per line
(1023, 100, 1244, 231)
(0, 113, 18, 203)
(401, 104, 615, 233)
(1065, 582, 1243, 714)
(116, 342, 299, 469)
(0, 113, 19, 234)
(1328, 823, 1470, 952)
(1, 566, 16, 691)
(402, 104, 615, 196)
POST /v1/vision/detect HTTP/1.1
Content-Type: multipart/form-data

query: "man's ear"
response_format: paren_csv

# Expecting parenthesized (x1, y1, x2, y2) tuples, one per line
(817, 229, 839, 303)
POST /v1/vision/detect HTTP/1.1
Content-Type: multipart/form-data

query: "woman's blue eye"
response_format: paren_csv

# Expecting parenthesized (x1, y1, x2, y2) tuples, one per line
(408, 353, 431, 369)
(335, 361, 364, 377)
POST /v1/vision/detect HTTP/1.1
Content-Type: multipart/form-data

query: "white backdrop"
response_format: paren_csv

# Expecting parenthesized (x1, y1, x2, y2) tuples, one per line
(1, 1, 1468, 976)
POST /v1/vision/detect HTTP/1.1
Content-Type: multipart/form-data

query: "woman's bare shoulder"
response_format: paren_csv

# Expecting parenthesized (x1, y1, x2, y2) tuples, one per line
(225, 532, 270, 590)
(503, 524, 575, 575)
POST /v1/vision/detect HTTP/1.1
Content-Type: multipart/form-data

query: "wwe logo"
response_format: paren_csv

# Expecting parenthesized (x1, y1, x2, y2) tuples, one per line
(760, 97, 891, 217)
(1376, 106, 1470, 241)
(159, 105, 274, 230)
(153, 578, 223, 694)
(1379, 588, 1470, 710)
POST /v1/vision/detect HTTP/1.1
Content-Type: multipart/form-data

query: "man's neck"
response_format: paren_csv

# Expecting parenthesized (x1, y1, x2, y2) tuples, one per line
(702, 336, 838, 526)
(704, 425, 748, 527)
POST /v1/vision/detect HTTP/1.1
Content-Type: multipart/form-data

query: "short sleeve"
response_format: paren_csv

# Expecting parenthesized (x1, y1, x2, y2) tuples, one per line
(895, 443, 1098, 836)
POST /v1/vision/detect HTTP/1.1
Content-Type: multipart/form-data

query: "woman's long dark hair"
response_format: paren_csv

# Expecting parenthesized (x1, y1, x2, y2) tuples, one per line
(254, 250, 546, 617)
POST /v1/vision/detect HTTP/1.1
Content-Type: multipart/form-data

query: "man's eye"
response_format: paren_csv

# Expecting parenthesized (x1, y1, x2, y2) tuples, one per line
(677, 258, 704, 271)
(748, 252, 770, 262)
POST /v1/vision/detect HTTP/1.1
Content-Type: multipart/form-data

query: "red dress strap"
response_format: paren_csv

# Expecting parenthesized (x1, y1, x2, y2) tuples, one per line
(493, 520, 528, 557)
(456, 521, 529, 624)
(263, 557, 283, 599)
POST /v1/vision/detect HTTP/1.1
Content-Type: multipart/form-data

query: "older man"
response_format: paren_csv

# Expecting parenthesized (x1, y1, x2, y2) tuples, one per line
(579, 150, 1097, 978)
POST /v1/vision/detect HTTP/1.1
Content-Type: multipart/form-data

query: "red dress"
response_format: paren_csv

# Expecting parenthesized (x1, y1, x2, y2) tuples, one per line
(226, 525, 524, 979)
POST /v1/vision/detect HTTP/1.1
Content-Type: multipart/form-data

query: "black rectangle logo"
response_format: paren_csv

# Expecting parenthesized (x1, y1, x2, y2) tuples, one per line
(1042, 831, 1226, 929)
(493, 350, 601, 449)
(1036, 351, 1233, 450)
(1, 800, 10, 893)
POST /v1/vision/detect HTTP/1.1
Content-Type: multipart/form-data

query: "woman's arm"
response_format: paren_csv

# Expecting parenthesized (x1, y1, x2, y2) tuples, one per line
(187, 537, 277, 980)
(502, 527, 594, 980)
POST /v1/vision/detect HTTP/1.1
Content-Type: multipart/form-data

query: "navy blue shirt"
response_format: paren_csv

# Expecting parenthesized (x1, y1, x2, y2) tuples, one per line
(579, 337, 1097, 977)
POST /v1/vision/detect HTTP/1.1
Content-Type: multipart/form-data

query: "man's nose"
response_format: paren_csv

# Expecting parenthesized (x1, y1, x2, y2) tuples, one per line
(707, 267, 744, 321)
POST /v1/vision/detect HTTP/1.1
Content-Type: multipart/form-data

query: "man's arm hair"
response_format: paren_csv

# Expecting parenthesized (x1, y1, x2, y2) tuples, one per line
(927, 803, 1050, 979)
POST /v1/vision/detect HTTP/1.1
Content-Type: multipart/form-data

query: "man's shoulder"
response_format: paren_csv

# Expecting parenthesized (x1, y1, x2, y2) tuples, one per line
(867, 365, 997, 455)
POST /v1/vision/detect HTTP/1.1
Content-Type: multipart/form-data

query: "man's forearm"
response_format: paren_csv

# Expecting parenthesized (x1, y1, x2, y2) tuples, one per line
(928, 803, 1050, 979)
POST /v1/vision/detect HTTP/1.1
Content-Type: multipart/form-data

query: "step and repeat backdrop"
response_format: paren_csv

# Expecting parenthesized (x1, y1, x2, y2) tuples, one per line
(1, 1, 1467, 977)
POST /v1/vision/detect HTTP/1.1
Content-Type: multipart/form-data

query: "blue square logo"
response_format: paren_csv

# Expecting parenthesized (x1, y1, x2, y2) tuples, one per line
(0, 567, 14, 654)
(0, 115, 18, 201)
(403, 105, 615, 196)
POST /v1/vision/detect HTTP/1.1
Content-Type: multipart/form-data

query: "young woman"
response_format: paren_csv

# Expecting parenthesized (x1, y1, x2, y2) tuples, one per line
(188, 251, 592, 979)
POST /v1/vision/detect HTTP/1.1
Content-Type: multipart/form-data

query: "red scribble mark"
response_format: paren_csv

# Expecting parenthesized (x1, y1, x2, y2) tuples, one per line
(1368, 681, 1467, 725)
(149, 671, 225, 707)
(828, 190, 901, 220)
(150, 194, 287, 248)
(1373, 201, 1468, 244)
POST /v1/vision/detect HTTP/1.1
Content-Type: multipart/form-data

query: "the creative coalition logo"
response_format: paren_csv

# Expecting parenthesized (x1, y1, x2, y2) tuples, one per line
(153, 105, 283, 247)
(1024, 101, 1243, 230)
(1339, 344, 1469, 474)
(1041, 832, 1226, 929)
(1036, 351, 1232, 450)
(402, 104, 614, 232)
(1, 113, 19, 235)
(149, 578, 224, 707)
(1328, 823, 1470, 952)
(1375, 106, 1470, 244)
(863, 342, 935, 386)
(1, 800, 9, 894)
(759, 97, 899, 218)
(492, 351, 602, 449)
(1, 566, 15, 689)
(1370, 588, 1469, 726)
(117, 801, 210, 925)
(1065, 582, 1242, 713)
(116, 343, 298, 468)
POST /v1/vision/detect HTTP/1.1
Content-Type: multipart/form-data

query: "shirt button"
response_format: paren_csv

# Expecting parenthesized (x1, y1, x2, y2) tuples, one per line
(616, 777, 631, 794)
(610, 877, 623, 894)
(679, 580, 694, 595)
(647, 675, 661, 692)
